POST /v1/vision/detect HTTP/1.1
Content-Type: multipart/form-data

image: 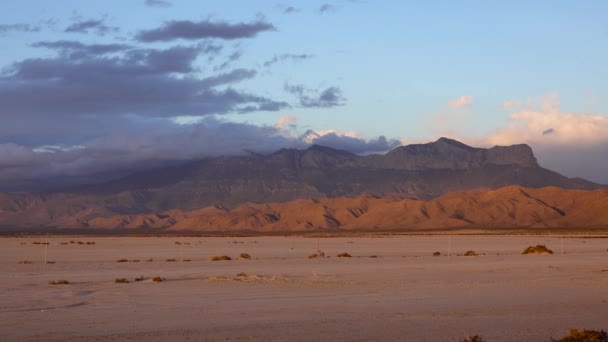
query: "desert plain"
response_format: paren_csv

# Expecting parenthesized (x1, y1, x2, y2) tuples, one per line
(1, 234, 607, 341)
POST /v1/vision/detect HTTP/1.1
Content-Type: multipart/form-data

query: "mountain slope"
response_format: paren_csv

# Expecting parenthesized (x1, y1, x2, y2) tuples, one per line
(8, 186, 605, 231)
(0, 138, 601, 229)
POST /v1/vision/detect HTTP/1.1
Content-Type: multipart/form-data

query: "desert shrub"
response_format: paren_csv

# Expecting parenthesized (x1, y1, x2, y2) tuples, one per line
(459, 336, 486, 342)
(236, 272, 248, 277)
(308, 251, 325, 259)
(152, 276, 164, 282)
(146, 258, 153, 262)
(116, 259, 128, 263)
(46, 261, 56, 264)
(18, 260, 34, 264)
(432, 252, 441, 256)
(523, 245, 554, 255)
(238, 253, 251, 260)
(183, 259, 191, 262)
(86, 242, 95, 245)
(210, 256, 232, 261)
(134, 276, 146, 282)
(464, 250, 478, 256)
(369, 255, 378, 258)
(165, 258, 177, 262)
(131, 259, 140, 262)
(115, 278, 129, 283)
(48, 280, 69, 285)
(553, 329, 608, 342)
(337, 253, 352, 258)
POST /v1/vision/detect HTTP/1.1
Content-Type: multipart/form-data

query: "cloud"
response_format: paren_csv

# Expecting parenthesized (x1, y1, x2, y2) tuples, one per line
(448, 95, 473, 108)
(319, 4, 335, 13)
(0, 41, 287, 147)
(145, 0, 172, 7)
(284, 83, 345, 108)
(0, 116, 400, 192)
(64, 17, 119, 36)
(283, 6, 299, 14)
(501, 99, 520, 110)
(214, 50, 242, 71)
(263, 53, 312, 67)
(0, 23, 41, 35)
(136, 18, 275, 42)
(483, 94, 608, 183)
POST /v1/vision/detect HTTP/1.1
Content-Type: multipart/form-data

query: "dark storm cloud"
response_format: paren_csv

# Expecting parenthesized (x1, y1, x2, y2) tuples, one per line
(0, 41, 285, 147)
(284, 83, 345, 108)
(64, 18, 119, 36)
(0, 23, 41, 35)
(263, 53, 312, 67)
(145, 0, 172, 7)
(136, 18, 276, 42)
(0, 117, 401, 192)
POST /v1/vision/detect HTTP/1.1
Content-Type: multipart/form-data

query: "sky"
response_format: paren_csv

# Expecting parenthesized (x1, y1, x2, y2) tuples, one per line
(0, 0, 607, 191)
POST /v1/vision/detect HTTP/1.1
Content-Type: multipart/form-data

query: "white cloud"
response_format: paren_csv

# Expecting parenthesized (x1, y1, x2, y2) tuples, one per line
(448, 95, 473, 108)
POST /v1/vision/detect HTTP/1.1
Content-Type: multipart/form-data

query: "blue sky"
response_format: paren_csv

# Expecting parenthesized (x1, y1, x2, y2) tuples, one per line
(0, 0, 607, 187)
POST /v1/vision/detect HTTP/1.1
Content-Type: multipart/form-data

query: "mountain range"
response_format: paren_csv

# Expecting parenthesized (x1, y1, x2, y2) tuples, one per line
(0, 138, 604, 231)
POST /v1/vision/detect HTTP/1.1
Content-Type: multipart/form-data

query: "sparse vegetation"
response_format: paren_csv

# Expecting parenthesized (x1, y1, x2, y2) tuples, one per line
(464, 250, 478, 256)
(238, 253, 251, 260)
(308, 251, 325, 259)
(116, 259, 129, 263)
(48, 280, 69, 285)
(134, 276, 146, 282)
(152, 276, 164, 282)
(209, 256, 232, 261)
(459, 335, 486, 342)
(369, 255, 378, 258)
(337, 252, 352, 258)
(18, 260, 34, 264)
(165, 258, 177, 262)
(523, 244, 554, 255)
(433, 251, 441, 256)
(115, 278, 129, 283)
(146, 258, 153, 262)
(552, 329, 608, 342)
(236, 272, 248, 277)
(45, 261, 56, 264)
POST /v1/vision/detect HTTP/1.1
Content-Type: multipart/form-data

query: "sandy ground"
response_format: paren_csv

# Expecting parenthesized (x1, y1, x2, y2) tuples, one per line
(1, 235, 607, 341)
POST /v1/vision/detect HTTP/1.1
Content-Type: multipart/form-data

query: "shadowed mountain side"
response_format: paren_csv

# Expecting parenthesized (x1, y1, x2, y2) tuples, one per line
(2, 187, 607, 230)
(0, 138, 600, 224)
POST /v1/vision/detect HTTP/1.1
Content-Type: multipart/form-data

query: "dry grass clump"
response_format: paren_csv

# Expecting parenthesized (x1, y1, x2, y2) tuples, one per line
(48, 280, 69, 285)
(210, 255, 232, 261)
(459, 336, 486, 342)
(552, 329, 608, 342)
(152, 276, 164, 282)
(18, 260, 34, 264)
(146, 258, 153, 262)
(114, 278, 129, 283)
(336, 253, 352, 258)
(116, 259, 129, 263)
(32, 241, 49, 245)
(236, 272, 248, 277)
(308, 251, 325, 259)
(238, 253, 251, 260)
(134, 275, 146, 282)
(523, 244, 554, 255)
(46, 261, 56, 264)
(463, 250, 478, 256)
(369, 255, 379, 258)
(432, 251, 441, 256)
(165, 258, 177, 262)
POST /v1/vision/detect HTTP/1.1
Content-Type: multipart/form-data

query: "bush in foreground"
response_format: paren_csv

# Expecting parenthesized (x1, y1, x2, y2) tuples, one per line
(238, 253, 251, 260)
(464, 250, 478, 256)
(115, 278, 129, 283)
(523, 245, 554, 255)
(152, 277, 164, 282)
(432, 252, 441, 256)
(210, 256, 232, 261)
(336, 253, 352, 258)
(308, 251, 325, 259)
(48, 280, 69, 285)
(459, 335, 486, 342)
(552, 329, 608, 342)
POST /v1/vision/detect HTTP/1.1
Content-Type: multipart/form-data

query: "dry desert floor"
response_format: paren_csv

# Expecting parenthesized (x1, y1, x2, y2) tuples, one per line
(1, 234, 607, 341)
